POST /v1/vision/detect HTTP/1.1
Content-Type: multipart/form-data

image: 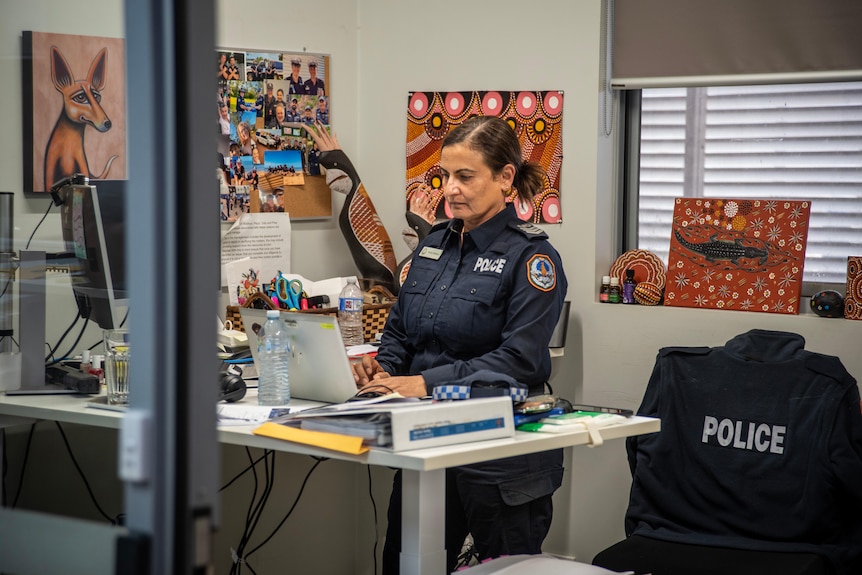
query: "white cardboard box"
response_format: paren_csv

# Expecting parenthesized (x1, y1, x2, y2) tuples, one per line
(386, 396, 514, 452)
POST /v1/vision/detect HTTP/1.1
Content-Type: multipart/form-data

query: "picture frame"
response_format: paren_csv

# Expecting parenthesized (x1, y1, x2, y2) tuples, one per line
(216, 48, 332, 220)
(663, 198, 811, 314)
(22, 31, 127, 193)
(406, 91, 564, 224)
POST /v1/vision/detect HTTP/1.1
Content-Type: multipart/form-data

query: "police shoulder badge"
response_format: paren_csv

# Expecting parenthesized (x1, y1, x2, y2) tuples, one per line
(527, 254, 556, 291)
(516, 222, 546, 237)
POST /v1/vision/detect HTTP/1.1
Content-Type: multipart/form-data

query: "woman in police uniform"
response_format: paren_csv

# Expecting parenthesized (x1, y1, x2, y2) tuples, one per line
(351, 116, 568, 574)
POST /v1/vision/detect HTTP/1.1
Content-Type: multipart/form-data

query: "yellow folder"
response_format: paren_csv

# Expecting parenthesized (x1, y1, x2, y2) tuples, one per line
(253, 422, 369, 455)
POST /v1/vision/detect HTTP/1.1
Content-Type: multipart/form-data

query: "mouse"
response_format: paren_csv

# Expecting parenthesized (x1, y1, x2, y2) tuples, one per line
(348, 390, 385, 401)
(218, 371, 247, 403)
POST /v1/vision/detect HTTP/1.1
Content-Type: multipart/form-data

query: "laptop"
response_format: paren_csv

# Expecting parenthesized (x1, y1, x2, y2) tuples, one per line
(239, 308, 359, 404)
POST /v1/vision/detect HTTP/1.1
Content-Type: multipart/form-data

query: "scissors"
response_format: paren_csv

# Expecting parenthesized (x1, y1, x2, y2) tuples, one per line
(275, 272, 303, 310)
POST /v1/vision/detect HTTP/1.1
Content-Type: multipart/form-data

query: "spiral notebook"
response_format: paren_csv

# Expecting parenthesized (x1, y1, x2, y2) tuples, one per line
(239, 308, 358, 404)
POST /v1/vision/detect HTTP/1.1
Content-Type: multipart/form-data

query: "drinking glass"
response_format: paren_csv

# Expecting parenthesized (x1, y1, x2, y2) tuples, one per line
(104, 329, 130, 405)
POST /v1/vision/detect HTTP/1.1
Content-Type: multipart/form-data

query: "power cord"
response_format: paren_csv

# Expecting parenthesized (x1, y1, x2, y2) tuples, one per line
(219, 451, 270, 493)
(9, 423, 37, 508)
(5, 421, 120, 525)
(45, 311, 81, 363)
(243, 456, 327, 560)
(24, 200, 55, 251)
(228, 447, 274, 575)
(367, 466, 380, 575)
(221, 450, 328, 574)
(0, 276, 11, 299)
(53, 421, 120, 524)
(48, 313, 90, 366)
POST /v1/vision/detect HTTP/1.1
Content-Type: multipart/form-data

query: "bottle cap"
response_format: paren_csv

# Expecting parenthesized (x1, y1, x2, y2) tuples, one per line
(266, 309, 280, 319)
(81, 350, 90, 364)
(92, 355, 102, 369)
(602, 275, 611, 283)
(626, 269, 635, 279)
(610, 277, 620, 285)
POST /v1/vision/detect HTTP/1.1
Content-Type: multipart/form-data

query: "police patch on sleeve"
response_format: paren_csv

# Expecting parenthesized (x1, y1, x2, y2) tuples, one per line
(527, 254, 556, 291)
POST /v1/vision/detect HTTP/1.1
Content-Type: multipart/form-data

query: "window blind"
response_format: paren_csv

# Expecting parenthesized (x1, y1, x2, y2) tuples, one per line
(612, 0, 862, 88)
(637, 83, 862, 285)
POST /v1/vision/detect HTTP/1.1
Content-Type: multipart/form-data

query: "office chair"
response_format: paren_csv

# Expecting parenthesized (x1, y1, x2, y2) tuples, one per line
(592, 329, 862, 575)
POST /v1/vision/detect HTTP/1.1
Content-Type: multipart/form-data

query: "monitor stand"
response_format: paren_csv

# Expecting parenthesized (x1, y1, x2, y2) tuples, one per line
(6, 251, 93, 396)
(18, 251, 46, 391)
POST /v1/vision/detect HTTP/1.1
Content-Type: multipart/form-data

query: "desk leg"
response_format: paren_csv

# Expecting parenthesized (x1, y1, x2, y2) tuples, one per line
(400, 468, 446, 575)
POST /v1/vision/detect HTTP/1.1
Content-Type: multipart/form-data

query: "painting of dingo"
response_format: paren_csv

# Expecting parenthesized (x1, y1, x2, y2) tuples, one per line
(23, 31, 126, 193)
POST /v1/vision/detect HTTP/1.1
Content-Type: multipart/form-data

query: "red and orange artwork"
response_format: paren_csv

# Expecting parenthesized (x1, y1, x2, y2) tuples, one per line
(845, 256, 862, 320)
(664, 198, 811, 315)
(406, 91, 563, 224)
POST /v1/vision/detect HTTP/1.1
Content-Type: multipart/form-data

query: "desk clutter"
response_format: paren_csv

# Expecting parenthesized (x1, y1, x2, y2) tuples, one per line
(247, 392, 635, 455)
(226, 301, 393, 344)
(256, 395, 516, 453)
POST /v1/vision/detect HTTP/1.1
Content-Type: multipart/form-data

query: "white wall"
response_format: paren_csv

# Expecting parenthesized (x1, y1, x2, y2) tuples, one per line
(3, 2, 384, 574)
(354, 0, 862, 564)
(4, 0, 862, 570)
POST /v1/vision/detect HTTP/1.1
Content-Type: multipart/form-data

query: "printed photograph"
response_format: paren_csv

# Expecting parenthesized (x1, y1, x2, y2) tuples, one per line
(217, 48, 331, 221)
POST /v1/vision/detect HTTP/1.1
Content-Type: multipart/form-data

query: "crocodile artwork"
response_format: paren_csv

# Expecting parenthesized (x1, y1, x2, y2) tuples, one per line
(674, 229, 769, 266)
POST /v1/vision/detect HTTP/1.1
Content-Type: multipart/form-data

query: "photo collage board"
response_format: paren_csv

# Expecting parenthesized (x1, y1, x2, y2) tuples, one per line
(217, 49, 332, 222)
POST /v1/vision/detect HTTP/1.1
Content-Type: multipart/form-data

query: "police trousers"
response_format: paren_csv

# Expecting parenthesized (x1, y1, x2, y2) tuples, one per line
(381, 449, 564, 574)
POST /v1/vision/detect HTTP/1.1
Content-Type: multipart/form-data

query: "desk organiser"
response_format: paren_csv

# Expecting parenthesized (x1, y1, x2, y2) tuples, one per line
(226, 302, 392, 344)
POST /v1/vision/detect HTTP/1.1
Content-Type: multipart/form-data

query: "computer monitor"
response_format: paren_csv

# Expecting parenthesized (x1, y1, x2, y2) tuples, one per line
(59, 180, 128, 330)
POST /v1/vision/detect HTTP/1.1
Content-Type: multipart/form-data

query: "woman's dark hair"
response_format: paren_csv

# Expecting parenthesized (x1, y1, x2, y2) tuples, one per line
(441, 116, 547, 203)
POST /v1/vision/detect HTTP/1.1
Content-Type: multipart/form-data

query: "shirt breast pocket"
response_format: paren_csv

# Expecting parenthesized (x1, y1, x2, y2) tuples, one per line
(447, 275, 504, 350)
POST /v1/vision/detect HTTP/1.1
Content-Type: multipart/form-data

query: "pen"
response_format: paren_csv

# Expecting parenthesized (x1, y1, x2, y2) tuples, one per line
(569, 404, 634, 417)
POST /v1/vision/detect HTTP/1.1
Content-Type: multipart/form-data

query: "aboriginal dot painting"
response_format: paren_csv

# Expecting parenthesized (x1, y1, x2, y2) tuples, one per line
(664, 198, 811, 315)
(406, 91, 564, 224)
(845, 256, 862, 320)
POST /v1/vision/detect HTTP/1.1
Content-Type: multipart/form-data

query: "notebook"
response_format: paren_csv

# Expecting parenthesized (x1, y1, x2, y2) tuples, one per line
(239, 308, 359, 404)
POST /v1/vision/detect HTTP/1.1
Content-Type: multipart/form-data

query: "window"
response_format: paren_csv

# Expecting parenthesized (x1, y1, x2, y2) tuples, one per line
(629, 82, 862, 291)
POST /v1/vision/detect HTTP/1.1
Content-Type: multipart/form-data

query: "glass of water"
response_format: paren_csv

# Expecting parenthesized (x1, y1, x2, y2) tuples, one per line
(104, 329, 130, 405)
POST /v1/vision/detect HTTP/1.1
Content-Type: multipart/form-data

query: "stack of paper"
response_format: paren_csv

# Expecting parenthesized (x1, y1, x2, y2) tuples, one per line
(518, 411, 628, 446)
(256, 395, 515, 452)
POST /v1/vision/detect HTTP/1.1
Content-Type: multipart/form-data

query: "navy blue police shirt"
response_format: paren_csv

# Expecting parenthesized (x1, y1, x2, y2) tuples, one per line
(376, 203, 567, 395)
(625, 330, 862, 574)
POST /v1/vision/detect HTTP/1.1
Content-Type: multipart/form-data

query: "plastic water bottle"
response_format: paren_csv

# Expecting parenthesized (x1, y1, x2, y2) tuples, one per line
(338, 277, 364, 346)
(257, 309, 291, 405)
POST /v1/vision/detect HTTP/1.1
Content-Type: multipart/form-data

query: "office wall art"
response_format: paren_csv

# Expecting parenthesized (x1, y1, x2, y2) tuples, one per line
(664, 198, 811, 315)
(23, 31, 127, 193)
(406, 91, 564, 224)
(845, 256, 862, 320)
(217, 48, 331, 220)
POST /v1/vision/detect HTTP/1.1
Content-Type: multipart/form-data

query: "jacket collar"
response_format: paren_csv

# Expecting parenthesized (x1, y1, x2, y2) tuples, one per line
(442, 203, 516, 252)
(723, 329, 806, 362)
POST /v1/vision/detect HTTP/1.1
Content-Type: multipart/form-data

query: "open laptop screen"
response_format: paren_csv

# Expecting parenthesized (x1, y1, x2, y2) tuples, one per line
(239, 309, 358, 404)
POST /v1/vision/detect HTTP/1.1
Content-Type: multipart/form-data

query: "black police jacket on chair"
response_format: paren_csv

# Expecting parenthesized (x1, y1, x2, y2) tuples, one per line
(617, 330, 862, 575)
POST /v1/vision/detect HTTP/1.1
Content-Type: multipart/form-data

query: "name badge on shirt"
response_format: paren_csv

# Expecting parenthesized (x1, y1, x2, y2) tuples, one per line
(418, 246, 443, 260)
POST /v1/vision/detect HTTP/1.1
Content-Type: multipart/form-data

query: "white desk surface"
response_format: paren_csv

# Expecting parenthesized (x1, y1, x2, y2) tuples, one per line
(0, 389, 660, 575)
(0, 390, 660, 471)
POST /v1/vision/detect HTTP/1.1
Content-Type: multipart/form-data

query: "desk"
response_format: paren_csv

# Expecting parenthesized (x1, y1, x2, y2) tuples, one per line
(0, 391, 660, 575)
